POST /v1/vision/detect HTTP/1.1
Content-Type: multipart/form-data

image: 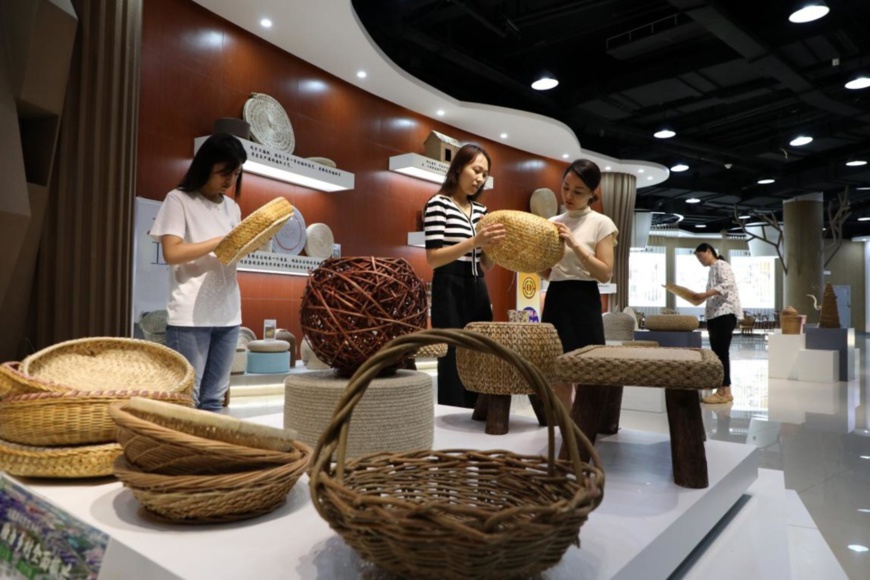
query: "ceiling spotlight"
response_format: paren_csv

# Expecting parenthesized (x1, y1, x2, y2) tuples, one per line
(739, 215, 752, 219)
(846, 74, 870, 90)
(758, 178, 776, 184)
(789, 135, 813, 146)
(695, 224, 707, 228)
(638, 169, 645, 173)
(436, 109, 445, 117)
(356, 70, 367, 79)
(604, 166, 612, 171)
(670, 163, 689, 172)
(647, 176, 654, 180)
(562, 153, 569, 159)
(260, 18, 273, 28)
(500, 133, 508, 139)
(846, 159, 868, 167)
(686, 198, 701, 204)
(789, 1, 830, 23)
(531, 73, 559, 91)
(858, 217, 870, 222)
(654, 127, 676, 139)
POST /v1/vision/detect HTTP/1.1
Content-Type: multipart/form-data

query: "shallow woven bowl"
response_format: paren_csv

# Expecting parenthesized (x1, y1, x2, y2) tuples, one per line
(214, 197, 294, 265)
(0, 438, 122, 478)
(108, 402, 306, 475)
(20, 337, 194, 396)
(0, 390, 192, 447)
(0, 361, 70, 399)
(477, 210, 563, 273)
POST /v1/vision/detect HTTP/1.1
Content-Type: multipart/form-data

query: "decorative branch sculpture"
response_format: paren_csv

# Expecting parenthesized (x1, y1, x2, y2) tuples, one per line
(732, 207, 788, 274)
(821, 187, 851, 268)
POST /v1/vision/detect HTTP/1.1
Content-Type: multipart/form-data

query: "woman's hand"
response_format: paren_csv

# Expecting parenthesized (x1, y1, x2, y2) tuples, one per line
(554, 222, 579, 250)
(474, 223, 506, 249)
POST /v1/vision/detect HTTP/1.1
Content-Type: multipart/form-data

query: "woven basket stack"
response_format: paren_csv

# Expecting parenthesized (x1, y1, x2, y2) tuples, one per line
(0, 338, 195, 478)
(108, 397, 310, 523)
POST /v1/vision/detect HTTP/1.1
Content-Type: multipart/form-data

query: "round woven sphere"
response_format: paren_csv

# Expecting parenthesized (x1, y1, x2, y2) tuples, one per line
(477, 210, 563, 273)
(644, 314, 699, 332)
(300, 257, 428, 376)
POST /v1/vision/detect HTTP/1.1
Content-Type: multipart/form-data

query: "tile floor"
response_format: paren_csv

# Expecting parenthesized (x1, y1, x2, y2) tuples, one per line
(227, 332, 870, 579)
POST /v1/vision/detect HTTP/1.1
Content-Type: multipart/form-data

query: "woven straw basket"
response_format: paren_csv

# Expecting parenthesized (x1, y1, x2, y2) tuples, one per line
(309, 329, 605, 580)
(0, 438, 122, 478)
(20, 337, 194, 396)
(477, 210, 563, 273)
(0, 362, 69, 399)
(214, 197, 294, 265)
(781, 314, 805, 334)
(0, 390, 192, 447)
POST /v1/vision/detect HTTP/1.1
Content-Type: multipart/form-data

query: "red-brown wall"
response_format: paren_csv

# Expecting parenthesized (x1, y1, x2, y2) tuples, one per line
(138, 0, 590, 349)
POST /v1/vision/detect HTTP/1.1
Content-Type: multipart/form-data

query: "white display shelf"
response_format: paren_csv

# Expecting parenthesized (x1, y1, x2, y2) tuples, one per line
(389, 152, 494, 189)
(237, 251, 324, 276)
(194, 137, 355, 192)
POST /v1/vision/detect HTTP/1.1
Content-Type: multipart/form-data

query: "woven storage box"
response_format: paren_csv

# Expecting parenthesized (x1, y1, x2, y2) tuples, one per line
(457, 322, 562, 395)
(309, 329, 604, 580)
(781, 315, 805, 334)
(284, 370, 433, 459)
(21, 337, 194, 396)
(553, 345, 723, 389)
(214, 197, 294, 265)
(0, 438, 122, 478)
(476, 210, 563, 273)
(644, 314, 699, 332)
(0, 390, 192, 446)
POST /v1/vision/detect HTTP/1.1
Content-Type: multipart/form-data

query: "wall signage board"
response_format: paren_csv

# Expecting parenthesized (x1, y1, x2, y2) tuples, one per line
(132, 197, 171, 336)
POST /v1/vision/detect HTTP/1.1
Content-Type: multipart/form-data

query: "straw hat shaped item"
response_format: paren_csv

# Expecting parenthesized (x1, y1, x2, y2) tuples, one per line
(477, 210, 563, 273)
(214, 197, 294, 265)
(243, 92, 295, 153)
(530, 188, 559, 218)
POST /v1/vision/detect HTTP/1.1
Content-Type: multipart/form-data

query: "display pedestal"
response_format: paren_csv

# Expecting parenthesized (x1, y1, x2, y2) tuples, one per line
(634, 330, 702, 348)
(804, 327, 856, 381)
(768, 333, 805, 379)
(796, 349, 839, 382)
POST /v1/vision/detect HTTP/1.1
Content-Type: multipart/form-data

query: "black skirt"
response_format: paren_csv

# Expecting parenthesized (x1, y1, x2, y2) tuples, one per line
(542, 280, 605, 353)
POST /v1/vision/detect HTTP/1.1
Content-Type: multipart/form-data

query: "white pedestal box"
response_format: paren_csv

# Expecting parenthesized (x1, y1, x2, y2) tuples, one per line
(768, 333, 805, 379)
(796, 349, 839, 383)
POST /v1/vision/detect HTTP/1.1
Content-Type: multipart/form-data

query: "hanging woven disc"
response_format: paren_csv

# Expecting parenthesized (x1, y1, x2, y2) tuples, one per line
(243, 92, 296, 153)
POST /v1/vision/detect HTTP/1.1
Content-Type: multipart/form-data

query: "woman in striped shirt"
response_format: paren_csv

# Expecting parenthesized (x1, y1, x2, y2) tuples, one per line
(423, 143, 506, 407)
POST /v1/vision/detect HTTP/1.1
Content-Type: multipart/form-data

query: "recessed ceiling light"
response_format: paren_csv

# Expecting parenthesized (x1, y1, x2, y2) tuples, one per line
(605, 166, 612, 171)
(790, 135, 813, 146)
(758, 178, 776, 184)
(500, 133, 508, 139)
(789, 2, 830, 23)
(654, 128, 676, 139)
(531, 74, 559, 90)
(858, 508, 870, 513)
(739, 215, 752, 219)
(846, 159, 867, 166)
(356, 70, 367, 79)
(671, 163, 689, 172)
(846, 75, 870, 90)
(638, 169, 645, 173)
(848, 544, 869, 553)
(858, 186, 870, 191)
(647, 176, 653, 180)
(695, 224, 706, 228)
(858, 217, 870, 222)
(436, 110, 445, 117)
(561, 153, 569, 159)
(260, 18, 273, 28)
(686, 198, 701, 204)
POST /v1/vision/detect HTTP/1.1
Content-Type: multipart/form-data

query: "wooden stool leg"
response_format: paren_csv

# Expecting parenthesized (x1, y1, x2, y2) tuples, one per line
(598, 386, 623, 434)
(528, 394, 547, 426)
(484, 394, 512, 435)
(560, 384, 607, 461)
(471, 394, 488, 421)
(666, 389, 708, 488)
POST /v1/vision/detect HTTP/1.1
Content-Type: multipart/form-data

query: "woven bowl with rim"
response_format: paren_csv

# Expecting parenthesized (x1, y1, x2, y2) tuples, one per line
(0, 361, 69, 399)
(214, 197, 294, 265)
(0, 390, 192, 447)
(108, 400, 305, 475)
(309, 329, 605, 580)
(476, 210, 563, 273)
(20, 337, 194, 396)
(0, 438, 122, 478)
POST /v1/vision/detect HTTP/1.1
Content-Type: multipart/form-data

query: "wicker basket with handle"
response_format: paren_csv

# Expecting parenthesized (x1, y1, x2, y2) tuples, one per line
(309, 329, 605, 580)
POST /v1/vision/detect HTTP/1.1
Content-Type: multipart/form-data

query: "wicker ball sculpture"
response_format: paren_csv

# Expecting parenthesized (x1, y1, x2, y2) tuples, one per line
(300, 257, 428, 377)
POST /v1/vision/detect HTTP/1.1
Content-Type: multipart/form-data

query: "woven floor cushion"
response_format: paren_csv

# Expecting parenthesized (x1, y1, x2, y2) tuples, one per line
(644, 314, 699, 332)
(248, 339, 290, 353)
(283, 370, 433, 459)
(602, 312, 636, 342)
(457, 322, 562, 395)
(553, 345, 722, 389)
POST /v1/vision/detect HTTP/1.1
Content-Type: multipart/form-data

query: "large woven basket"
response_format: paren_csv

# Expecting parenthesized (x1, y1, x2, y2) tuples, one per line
(0, 390, 192, 446)
(214, 197, 294, 265)
(309, 329, 605, 580)
(0, 362, 69, 399)
(0, 438, 122, 478)
(476, 210, 563, 273)
(20, 337, 194, 396)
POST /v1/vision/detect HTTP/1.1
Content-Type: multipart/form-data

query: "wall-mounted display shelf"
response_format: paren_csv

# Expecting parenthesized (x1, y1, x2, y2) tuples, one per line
(194, 137, 354, 192)
(237, 252, 324, 276)
(389, 152, 494, 189)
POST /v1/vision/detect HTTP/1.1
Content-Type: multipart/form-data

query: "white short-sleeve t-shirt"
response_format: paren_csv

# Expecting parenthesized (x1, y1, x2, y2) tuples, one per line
(548, 208, 618, 282)
(149, 189, 242, 327)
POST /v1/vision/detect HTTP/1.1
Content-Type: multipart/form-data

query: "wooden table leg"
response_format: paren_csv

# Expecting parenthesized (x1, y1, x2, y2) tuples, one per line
(665, 389, 708, 488)
(598, 386, 623, 434)
(471, 394, 488, 421)
(528, 394, 547, 426)
(560, 384, 608, 461)
(484, 394, 512, 435)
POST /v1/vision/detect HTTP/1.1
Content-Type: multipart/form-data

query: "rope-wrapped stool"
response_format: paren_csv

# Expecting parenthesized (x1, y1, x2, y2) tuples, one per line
(553, 345, 723, 488)
(602, 312, 636, 342)
(457, 322, 562, 435)
(284, 370, 433, 458)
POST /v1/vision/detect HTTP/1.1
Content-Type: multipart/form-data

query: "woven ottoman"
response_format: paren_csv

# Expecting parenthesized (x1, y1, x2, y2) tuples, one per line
(283, 370, 433, 459)
(553, 345, 723, 488)
(457, 322, 562, 435)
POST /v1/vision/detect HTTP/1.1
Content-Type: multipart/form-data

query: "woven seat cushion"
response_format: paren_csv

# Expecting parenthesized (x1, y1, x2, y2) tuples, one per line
(247, 339, 290, 353)
(602, 312, 636, 342)
(644, 314, 699, 332)
(553, 345, 723, 389)
(410, 343, 448, 359)
(457, 322, 562, 395)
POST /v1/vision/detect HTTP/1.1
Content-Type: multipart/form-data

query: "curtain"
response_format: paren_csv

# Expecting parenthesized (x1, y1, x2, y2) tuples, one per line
(601, 172, 637, 312)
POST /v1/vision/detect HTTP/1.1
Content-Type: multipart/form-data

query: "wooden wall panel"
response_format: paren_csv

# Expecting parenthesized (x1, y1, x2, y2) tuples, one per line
(139, 0, 580, 337)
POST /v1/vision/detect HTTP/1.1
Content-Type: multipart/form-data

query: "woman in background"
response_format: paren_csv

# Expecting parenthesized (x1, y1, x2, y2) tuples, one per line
(423, 143, 505, 408)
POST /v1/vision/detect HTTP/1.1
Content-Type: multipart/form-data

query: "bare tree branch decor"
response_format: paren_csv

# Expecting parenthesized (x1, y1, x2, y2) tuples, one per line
(732, 207, 788, 274)
(821, 187, 851, 267)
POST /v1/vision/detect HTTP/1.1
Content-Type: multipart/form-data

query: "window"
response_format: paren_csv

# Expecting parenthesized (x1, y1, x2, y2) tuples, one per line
(675, 248, 709, 307)
(729, 250, 775, 309)
(628, 248, 666, 306)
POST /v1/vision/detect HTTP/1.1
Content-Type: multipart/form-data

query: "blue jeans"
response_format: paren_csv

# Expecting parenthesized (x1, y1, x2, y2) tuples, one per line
(166, 325, 240, 411)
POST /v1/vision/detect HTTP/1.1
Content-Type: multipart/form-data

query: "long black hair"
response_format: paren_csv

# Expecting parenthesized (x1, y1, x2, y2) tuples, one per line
(178, 132, 247, 197)
(437, 143, 491, 202)
(694, 242, 725, 261)
(563, 159, 602, 203)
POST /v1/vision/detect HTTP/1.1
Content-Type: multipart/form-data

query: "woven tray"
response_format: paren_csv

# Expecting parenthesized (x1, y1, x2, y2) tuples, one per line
(0, 361, 69, 399)
(309, 329, 604, 579)
(20, 337, 194, 395)
(477, 210, 563, 273)
(0, 390, 192, 447)
(243, 92, 296, 153)
(0, 438, 122, 478)
(214, 197, 294, 265)
(664, 283, 705, 306)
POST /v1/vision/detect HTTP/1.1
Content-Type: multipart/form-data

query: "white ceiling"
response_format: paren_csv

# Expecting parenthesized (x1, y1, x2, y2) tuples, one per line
(191, 0, 669, 188)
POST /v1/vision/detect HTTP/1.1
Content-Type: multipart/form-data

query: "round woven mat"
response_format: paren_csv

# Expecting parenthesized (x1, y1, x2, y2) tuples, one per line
(214, 197, 294, 265)
(478, 210, 563, 273)
(530, 188, 559, 218)
(306, 157, 336, 168)
(243, 92, 295, 153)
(272, 208, 307, 256)
(304, 223, 334, 259)
(283, 370, 433, 459)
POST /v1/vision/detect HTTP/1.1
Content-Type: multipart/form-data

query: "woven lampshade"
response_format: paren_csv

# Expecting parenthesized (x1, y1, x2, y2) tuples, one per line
(477, 210, 563, 273)
(214, 197, 294, 265)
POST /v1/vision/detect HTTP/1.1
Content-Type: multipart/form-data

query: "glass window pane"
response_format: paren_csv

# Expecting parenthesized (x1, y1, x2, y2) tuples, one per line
(628, 248, 666, 306)
(675, 248, 708, 307)
(729, 250, 775, 309)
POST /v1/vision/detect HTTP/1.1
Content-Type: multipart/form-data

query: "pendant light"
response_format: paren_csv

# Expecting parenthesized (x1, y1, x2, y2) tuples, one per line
(789, 1, 829, 23)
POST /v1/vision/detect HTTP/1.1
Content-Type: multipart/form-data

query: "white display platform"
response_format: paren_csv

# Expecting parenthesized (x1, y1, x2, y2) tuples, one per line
(768, 333, 805, 379)
(796, 349, 839, 382)
(15, 408, 758, 580)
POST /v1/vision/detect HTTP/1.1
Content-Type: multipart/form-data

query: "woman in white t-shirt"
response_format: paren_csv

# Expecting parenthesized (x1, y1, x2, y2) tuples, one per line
(539, 159, 618, 412)
(149, 133, 246, 411)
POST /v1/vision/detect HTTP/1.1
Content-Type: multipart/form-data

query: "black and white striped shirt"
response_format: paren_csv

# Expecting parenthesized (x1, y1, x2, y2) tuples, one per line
(423, 194, 488, 275)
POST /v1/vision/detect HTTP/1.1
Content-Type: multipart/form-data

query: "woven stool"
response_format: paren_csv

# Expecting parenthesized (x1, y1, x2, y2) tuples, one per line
(283, 370, 433, 458)
(553, 345, 723, 488)
(456, 322, 562, 435)
(620, 340, 659, 347)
